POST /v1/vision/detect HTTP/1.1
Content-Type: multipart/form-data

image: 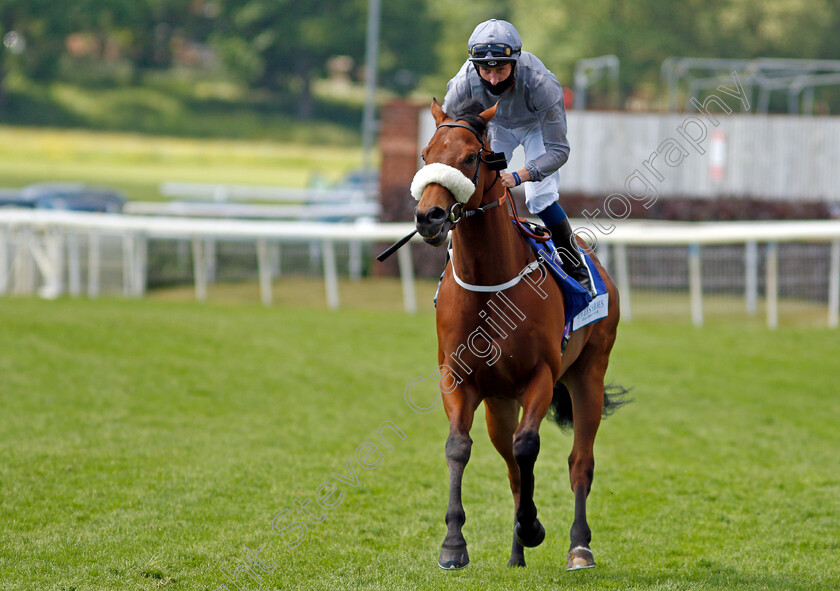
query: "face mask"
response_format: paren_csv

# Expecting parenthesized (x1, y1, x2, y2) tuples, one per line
(475, 64, 516, 95)
(480, 74, 515, 95)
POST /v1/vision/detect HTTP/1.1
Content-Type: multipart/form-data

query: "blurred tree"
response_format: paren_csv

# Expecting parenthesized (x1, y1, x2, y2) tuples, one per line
(76, 0, 212, 79)
(0, 0, 73, 105)
(512, 0, 840, 107)
(378, 0, 441, 94)
(122, 0, 193, 74)
(213, 0, 365, 118)
(4, 0, 840, 117)
(212, 0, 440, 118)
(0, 0, 23, 107)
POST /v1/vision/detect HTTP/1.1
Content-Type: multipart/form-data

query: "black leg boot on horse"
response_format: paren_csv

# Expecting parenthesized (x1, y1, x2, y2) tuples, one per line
(548, 217, 597, 298)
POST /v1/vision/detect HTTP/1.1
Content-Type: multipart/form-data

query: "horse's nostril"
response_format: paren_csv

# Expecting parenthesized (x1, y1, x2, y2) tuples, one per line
(416, 206, 447, 226)
(427, 206, 447, 224)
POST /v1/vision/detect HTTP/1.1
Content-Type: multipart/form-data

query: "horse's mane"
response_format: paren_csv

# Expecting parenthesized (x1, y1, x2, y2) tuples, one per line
(445, 98, 490, 136)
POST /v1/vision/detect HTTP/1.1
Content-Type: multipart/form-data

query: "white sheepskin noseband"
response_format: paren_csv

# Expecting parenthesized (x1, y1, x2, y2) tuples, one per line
(410, 163, 475, 204)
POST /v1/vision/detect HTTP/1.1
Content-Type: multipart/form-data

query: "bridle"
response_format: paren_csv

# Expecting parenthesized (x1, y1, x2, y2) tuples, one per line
(376, 116, 540, 263)
(435, 120, 552, 245)
(434, 120, 508, 225)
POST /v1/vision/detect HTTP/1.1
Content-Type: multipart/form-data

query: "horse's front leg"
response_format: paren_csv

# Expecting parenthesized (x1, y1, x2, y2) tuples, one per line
(513, 364, 554, 548)
(563, 364, 605, 570)
(438, 386, 480, 570)
(485, 397, 526, 567)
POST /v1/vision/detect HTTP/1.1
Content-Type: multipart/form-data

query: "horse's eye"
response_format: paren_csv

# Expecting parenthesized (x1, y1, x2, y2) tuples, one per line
(465, 153, 477, 165)
(421, 153, 426, 162)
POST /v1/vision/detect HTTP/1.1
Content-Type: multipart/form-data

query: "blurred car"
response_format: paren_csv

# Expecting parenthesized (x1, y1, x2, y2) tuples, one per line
(20, 183, 126, 213)
(0, 189, 34, 208)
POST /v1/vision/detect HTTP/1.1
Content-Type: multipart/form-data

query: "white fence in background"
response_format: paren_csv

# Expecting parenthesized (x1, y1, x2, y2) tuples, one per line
(0, 209, 838, 328)
(124, 181, 381, 281)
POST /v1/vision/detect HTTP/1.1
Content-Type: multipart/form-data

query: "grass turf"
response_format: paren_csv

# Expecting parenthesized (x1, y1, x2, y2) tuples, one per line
(0, 295, 838, 590)
(0, 126, 365, 202)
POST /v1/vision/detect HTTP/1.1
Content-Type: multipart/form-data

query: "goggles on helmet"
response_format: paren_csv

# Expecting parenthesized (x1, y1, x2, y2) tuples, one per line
(470, 43, 518, 59)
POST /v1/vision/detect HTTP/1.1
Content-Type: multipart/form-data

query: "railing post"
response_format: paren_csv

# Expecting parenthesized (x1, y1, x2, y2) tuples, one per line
(122, 233, 135, 297)
(349, 241, 363, 281)
(596, 242, 611, 272)
(192, 236, 208, 302)
(744, 240, 758, 316)
(765, 242, 778, 329)
(257, 238, 273, 306)
(42, 230, 64, 299)
(323, 240, 339, 310)
(829, 238, 839, 329)
(68, 233, 82, 297)
(88, 232, 101, 298)
(688, 243, 703, 327)
(614, 243, 632, 321)
(397, 242, 417, 314)
(135, 233, 148, 297)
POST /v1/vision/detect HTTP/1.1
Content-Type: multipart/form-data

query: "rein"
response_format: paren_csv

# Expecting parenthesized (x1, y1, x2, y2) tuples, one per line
(505, 187, 552, 244)
(376, 168, 507, 263)
(446, 179, 505, 225)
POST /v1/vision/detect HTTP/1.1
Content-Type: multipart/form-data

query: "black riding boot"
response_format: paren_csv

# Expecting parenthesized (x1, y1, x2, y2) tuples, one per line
(547, 217, 596, 297)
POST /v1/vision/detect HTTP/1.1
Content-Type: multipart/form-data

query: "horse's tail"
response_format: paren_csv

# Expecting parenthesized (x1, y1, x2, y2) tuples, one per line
(549, 380, 632, 432)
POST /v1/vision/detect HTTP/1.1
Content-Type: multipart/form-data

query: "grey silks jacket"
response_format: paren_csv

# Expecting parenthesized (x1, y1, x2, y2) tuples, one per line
(442, 51, 571, 182)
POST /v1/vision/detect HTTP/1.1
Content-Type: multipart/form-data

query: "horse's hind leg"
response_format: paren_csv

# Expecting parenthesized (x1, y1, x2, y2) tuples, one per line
(563, 362, 606, 570)
(438, 388, 481, 570)
(485, 398, 526, 567)
(512, 364, 554, 549)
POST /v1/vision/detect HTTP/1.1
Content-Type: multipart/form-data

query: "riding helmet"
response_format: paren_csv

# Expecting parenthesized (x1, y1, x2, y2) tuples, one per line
(468, 19, 522, 67)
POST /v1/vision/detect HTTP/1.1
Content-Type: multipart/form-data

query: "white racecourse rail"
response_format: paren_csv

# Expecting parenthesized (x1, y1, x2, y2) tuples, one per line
(0, 208, 838, 328)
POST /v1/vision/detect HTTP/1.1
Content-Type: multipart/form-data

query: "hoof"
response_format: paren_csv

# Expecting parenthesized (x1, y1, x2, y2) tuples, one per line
(507, 557, 526, 568)
(566, 546, 596, 570)
(514, 520, 545, 548)
(438, 545, 469, 570)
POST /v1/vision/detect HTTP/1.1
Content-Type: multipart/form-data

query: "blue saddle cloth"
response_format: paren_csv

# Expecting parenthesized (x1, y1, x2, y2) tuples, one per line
(521, 231, 607, 324)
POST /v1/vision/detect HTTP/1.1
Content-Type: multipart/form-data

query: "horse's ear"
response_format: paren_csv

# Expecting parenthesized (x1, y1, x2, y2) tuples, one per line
(431, 98, 448, 125)
(479, 102, 499, 123)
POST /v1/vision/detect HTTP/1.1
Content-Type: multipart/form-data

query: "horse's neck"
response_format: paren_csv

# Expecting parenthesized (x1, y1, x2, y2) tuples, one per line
(450, 187, 528, 286)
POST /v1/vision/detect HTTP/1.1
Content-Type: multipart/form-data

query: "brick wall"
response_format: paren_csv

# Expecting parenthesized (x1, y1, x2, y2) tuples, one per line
(376, 99, 446, 277)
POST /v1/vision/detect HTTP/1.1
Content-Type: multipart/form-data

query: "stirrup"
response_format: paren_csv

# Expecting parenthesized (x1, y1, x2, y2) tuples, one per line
(570, 262, 596, 298)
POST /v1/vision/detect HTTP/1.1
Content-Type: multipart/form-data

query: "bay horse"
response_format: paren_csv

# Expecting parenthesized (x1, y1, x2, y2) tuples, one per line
(412, 98, 626, 571)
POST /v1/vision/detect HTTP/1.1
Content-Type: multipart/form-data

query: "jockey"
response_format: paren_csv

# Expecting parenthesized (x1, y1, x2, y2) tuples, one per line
(442, 19, 596, 297)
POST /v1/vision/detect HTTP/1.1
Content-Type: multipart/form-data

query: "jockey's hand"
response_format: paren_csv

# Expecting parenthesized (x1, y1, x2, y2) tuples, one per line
(500, 172, 517, 189)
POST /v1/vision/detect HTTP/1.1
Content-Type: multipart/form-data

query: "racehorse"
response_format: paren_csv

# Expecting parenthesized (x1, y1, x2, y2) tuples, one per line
(412, 98, 627, 571)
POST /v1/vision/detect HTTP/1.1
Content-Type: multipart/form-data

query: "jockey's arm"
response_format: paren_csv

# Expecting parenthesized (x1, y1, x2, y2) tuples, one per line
(524, 99, 570, 182)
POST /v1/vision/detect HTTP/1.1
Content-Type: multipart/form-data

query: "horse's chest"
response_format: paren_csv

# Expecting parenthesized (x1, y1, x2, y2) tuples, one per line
(439, 317, 547, 396)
